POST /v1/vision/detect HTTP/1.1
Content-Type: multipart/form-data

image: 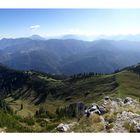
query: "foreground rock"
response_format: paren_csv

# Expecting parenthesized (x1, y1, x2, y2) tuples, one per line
(56, 96, 140, 132)
(114, 111, 140, 132)
(56, 123, 70, 132)
(56, 122, 78, 132)
(65, 102, 85, 117)
(123, 97, 137, 105)
(85, 103, 107, 117)
(0, 127, 6, 133)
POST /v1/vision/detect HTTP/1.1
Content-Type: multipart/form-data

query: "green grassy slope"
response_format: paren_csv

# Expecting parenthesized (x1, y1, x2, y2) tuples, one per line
(116, 71, 140, 98)
(1, 64, 140, 116)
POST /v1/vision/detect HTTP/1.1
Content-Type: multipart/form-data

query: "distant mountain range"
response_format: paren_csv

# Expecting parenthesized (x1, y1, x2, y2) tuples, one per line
(29, 35, 46, 40)
(28, 34, 140, 41)
(0, 36, 140, 75)
(11, 34, 140, 42)
(60, 34, 140, 41)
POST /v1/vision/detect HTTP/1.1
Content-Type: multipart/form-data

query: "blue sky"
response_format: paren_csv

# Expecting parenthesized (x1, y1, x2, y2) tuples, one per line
(1, 9, 140, 38)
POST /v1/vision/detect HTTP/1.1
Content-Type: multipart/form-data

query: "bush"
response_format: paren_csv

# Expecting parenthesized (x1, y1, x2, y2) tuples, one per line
(79, 114, 102, 126)
(105, 123, 114, 131)
(90, 114, 102, 123)
(104, 113, 116, 123)
(95, 122, 105, 132)
(46, 123, 58, 132)
(123, 121, 137, 132)
(36, 118, 49, 127)
(0, 109, 31, 132)
(21, 116, 35, 126)
(71, 114, 105, 132)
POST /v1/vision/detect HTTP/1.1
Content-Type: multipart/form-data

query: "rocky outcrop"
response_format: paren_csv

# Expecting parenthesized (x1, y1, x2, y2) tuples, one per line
(123, 97, 138, 105)
(65, 102, 85, 117)
(85, 103, 107, 117)
(113, 111, 140, 132)
(56, 96, 140, 133)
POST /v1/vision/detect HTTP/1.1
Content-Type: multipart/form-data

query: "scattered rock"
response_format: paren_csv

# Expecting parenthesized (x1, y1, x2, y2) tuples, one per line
(115, 98, 124, 106)
(110, 101, 119, 112)
(103, 97, 112, 105)
(113, 111, 140, 132)
(57, 97, 140, 132)
(85, 103, 107, 117)
(57, 123, 70, 132)
(117, 111, 138, 120)
(56, 122, 78, 132)
(98, 106, 107, 114)
(85, 103, 101, 116)
(124, 97, 133, 104)
(136, 124, 140, 132)
(104, 96, 110, 101)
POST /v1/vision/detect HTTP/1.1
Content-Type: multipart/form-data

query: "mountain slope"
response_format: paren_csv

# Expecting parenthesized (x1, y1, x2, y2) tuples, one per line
(1, 38, 140, 74)
(0, 64, 140, 112)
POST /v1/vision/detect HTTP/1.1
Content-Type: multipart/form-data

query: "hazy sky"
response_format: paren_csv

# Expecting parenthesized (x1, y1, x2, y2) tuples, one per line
(1, 9, 140, 38)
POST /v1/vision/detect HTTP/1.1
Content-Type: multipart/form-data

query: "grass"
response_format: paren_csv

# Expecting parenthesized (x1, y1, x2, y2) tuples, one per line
(57, 74, 118, 105)
(116, 71, 140, 99)
(1, 66, 120, 118)
(0, 109, 31, 132)
(90, 114, 103, 123)
(79, 114, 102, 125)
(103, 113, 116, 123)
(71, 115, 105, 132)
(4, 97, 38, 117)
(123, 121, 137, 133)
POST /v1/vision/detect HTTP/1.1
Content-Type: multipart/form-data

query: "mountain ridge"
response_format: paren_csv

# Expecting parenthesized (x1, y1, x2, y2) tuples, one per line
(0, 38, 140, 75)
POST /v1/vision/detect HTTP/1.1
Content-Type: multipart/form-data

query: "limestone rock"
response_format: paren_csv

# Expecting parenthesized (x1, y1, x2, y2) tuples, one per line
(57, 123, 70, 132)
(66, 102, 85, 117)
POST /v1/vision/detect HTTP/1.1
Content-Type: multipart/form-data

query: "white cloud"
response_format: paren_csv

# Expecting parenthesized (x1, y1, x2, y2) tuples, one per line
(30, 25, 40, 30)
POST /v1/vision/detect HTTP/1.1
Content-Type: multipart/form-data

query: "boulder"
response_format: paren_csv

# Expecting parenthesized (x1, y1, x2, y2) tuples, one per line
(66, 102, 85, 117)
(85, 103, 98, 116)
(136, 124, 140, 132)
(103, 97, 112, 105)
(86, 111, 90, 117)
(98, 106, 107, 115)
(104, 96, 110, 101)
(124, 97, 132, 104)
(57, 123, 70, 132)
(88, 104, 98, 112)
(84, 104, 107, 116)
(87, 109, 101, 115)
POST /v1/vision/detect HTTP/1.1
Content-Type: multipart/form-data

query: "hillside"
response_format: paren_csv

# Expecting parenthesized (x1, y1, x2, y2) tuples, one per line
(0, 64, 140, 132)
